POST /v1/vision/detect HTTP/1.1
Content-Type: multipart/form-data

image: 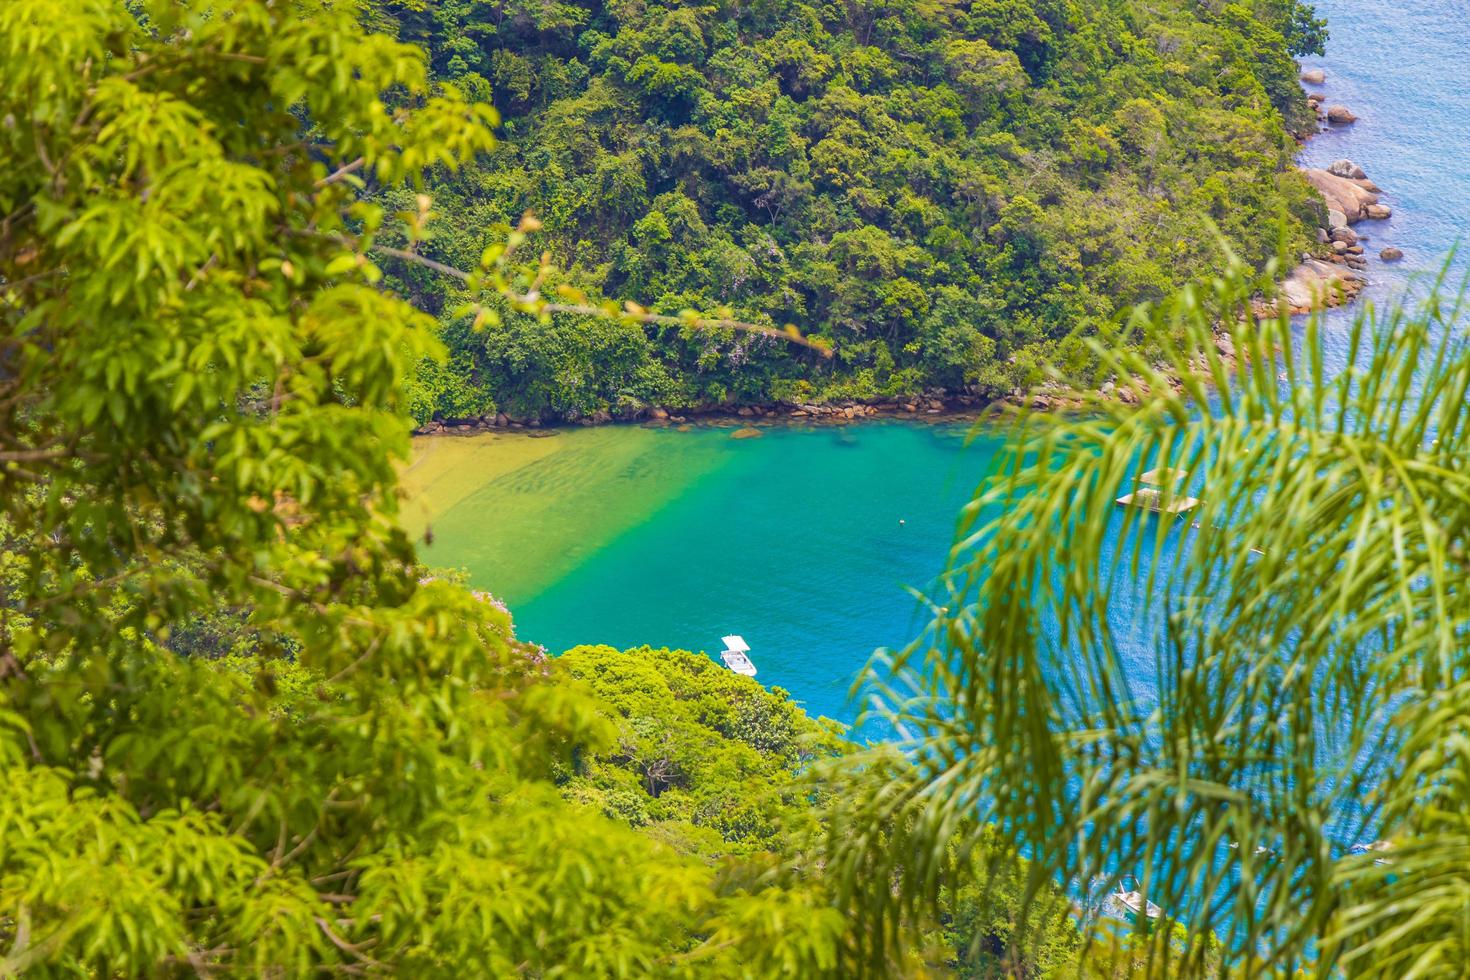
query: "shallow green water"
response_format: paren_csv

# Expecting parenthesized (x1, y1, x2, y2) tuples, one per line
(409, 420, 998, 723)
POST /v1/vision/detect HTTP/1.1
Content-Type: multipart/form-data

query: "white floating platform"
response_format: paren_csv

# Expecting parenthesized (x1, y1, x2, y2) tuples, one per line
(1139, 466, 1190, 487)
(1117, 488, 1201, 515)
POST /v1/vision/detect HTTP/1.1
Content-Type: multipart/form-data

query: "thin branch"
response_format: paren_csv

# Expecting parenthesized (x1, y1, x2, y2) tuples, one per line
(315, 158, 366, 189)
(371, 244, 468, 282)
(314, 918, 383, 970)
(369, 244, 834, 355)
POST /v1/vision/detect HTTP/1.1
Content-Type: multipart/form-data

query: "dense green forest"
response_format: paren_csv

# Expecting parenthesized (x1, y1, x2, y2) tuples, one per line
(0, 2, 1113, 971)
(365, 0, 1329, 423)
(41, 0, 1470, 976)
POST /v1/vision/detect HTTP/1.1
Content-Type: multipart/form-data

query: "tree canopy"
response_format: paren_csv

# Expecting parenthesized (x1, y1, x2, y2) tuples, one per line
(0, 2, 847, 973)
(363, 0, 1330, 424)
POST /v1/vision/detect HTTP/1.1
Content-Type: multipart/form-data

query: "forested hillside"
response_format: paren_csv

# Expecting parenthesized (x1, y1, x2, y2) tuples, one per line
(366, 0, 1328, 422)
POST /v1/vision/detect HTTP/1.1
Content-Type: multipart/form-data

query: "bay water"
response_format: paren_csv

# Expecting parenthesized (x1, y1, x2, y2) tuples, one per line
(410, 0, 1463, 736)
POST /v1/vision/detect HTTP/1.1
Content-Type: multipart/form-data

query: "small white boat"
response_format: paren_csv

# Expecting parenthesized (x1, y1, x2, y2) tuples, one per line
(719, 635, 757, 676)
(1114, 887, 1163, 920)
(1350, 840, 1394, 865)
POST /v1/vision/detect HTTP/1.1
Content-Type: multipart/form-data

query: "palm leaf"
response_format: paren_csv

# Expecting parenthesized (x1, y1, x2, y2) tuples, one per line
(831, 256, 1470, 975)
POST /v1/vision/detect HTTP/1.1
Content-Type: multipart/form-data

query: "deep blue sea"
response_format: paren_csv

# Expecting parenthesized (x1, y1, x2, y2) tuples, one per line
(1300, 0, 1470, 336)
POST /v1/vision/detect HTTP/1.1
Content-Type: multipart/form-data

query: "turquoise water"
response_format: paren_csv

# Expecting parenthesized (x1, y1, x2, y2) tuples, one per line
(423, 0, 1457, 732)
(456, 422, 1001, 725)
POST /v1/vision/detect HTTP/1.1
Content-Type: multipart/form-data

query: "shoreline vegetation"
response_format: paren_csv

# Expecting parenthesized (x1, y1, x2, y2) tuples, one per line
(410, 74, 1400, 436)
(385, 0, 1340, 434)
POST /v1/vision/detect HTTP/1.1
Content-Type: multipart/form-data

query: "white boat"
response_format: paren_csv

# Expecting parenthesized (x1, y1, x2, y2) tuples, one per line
(1114, 887, 1163, 920)
(719, 635, 757, 676)
(1350, 840, 1394, 865)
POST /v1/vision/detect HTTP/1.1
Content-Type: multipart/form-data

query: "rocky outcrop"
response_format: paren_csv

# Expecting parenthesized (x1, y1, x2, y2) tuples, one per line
(1301, 68, 1326, 84)
(1302, 168, 1380, 223)
(1326, 105, 1358, 124)
(1380, 247, 1404, 261)
(1267, 259, 1363, 315)
(1328, 158, 1367, 180)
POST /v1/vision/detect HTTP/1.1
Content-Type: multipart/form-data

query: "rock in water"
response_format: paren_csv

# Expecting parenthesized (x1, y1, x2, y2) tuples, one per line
(731, 426, 763, 439)
(1326, 105, 1358, 124)
(1380, 247, 1404, 261)
(1366, 203, 1392, 219)
(1303, 169, 1380, 223)
(1328, 158, 1368, 180)
(1301, 68, 1326, 84)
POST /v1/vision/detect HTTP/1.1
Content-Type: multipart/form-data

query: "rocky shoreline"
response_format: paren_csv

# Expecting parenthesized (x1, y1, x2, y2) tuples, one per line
(414, 390, 1006, 435)
(1270, 68, 1400, 316)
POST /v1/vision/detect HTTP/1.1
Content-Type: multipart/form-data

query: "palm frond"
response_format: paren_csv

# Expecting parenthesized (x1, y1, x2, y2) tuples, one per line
(832, 257, 1470, 975)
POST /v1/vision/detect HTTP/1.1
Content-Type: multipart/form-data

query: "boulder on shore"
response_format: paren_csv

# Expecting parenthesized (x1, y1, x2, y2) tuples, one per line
(1272, 259, 1361, 314)
(1380, 247, 1405, 261)
(1326, 104, 1358, 124)
(1329, 225, 1358, 244)
(1303, 168, 1380, 223)
(1365, 203, 1392, 220)
(1300, 68, 1326, 84)
(1328, 158, 1368, 180)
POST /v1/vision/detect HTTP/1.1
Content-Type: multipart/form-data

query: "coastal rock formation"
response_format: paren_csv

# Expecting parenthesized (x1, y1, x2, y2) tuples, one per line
(1326, 105, 1358, 124)
(1366, 203, 1392, 219)
(1269, 259, 1362, 315)
(1380, 247, 1404, 261)
(1328, 158, 1367, 180)
(1302, 168, 1380, 223)
(1301, 68, 1326, 84)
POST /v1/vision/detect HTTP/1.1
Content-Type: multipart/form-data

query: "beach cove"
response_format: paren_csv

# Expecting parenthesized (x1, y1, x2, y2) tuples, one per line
(406, 0, 1463, 728)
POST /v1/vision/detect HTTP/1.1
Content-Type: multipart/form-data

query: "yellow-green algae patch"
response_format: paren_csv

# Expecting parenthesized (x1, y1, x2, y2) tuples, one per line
(401, 426, 731, 603)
